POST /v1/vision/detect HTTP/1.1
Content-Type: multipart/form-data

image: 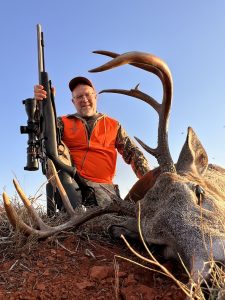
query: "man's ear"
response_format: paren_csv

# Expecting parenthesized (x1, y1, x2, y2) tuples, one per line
(93, 87, 97, 97)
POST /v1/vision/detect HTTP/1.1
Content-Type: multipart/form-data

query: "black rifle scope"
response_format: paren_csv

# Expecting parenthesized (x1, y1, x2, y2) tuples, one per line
(20, 98, 39, 171)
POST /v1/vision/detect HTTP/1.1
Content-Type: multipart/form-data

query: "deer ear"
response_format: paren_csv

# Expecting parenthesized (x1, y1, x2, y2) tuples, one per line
(176, 127, 208, 176)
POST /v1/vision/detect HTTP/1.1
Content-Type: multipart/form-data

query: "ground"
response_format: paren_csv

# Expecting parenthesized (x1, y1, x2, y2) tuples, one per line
(0, 231, 186, 300)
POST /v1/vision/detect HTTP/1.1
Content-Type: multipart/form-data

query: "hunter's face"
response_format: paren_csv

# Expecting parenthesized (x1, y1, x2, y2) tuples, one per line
(72, 84, 97, 117)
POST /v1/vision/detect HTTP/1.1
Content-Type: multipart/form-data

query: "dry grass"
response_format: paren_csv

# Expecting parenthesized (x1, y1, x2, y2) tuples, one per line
(114, 201, 225, 300)
(1, 192, 225, 299)
(0, 194, 46, 257)
(0, 192, 126, 256)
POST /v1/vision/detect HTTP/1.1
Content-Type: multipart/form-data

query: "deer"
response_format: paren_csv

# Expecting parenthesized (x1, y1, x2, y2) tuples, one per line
(2, 51, 225, 288)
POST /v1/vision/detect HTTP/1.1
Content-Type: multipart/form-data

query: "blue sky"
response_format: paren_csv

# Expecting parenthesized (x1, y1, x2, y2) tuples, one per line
(1, 1, 225, 202)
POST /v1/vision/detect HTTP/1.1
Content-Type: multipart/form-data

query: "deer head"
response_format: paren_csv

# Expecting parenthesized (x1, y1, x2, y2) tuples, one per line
(89, 51, 225, 280)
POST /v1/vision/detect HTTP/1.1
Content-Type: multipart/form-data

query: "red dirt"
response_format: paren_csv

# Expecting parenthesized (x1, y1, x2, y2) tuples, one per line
(0, 235, 186, 300)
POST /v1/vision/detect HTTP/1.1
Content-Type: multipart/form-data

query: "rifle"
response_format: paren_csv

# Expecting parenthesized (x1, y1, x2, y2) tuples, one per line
(20, 24, 97, 214)
(20, 24, 60, 175)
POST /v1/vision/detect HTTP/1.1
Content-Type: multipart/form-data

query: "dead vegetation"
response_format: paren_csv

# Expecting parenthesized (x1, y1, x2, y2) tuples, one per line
(0, 195, 224, 299)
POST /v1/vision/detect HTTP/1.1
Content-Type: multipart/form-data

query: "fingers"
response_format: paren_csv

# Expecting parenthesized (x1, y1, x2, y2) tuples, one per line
(34, 84, 56, 100)
(34, 84, 47, 100)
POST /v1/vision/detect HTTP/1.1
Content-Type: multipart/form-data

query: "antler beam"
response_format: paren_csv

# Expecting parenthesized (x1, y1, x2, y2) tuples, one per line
(90, 51, 176, 173)
(3, 160, 135, 238)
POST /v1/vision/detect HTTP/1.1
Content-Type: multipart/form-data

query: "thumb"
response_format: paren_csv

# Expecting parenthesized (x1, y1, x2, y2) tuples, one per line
(51, 87, 56, 96)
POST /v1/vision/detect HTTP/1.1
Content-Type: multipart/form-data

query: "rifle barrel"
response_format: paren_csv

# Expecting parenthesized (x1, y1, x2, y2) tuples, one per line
(37, 24, 44, 82)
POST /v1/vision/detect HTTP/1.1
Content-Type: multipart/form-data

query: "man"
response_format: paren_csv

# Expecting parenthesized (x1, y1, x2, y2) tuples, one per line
(34, 76, 150, 208)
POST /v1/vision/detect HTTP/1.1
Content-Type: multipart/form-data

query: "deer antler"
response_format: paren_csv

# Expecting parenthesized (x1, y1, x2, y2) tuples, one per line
(3, 160, 135, 238)
(90, 51, 176, 173)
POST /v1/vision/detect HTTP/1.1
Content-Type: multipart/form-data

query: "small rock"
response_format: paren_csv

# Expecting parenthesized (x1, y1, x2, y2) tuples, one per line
(35, 283, 45, 291)
(76, 280, 95, 290)
(89, 265, 113, 280)
(121, 284, 157, 300)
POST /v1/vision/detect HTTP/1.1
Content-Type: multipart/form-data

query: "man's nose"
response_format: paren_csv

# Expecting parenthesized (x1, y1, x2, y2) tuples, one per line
(82, 96, 89, 103)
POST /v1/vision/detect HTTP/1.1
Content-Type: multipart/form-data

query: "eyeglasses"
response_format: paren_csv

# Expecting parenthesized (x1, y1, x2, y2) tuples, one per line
(73, 92, 96, 101)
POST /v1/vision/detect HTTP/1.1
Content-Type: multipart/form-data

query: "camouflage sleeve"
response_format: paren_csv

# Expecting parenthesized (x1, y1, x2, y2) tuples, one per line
(115, 124, 150, 179)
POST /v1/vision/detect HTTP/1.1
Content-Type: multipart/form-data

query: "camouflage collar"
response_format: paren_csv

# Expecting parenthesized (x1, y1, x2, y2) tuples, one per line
(66, 113, 106, 122)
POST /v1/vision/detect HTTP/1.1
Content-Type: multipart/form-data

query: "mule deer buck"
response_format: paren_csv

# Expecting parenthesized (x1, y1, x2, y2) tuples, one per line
(3, 51, 225, 285)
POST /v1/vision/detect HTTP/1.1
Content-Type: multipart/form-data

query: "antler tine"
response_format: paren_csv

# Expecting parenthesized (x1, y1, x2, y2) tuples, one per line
(3, 191, 45, 235)
(47, 159, 75, 217)
(134, 136, 158, 158)
(99, 88, 159, 158)
(91, 50, 166, 79)
(4, 159, 74, 235)
(93, 50, 119, 58)
(13, 179, 50, 230)
(90, 51, 176, 173)
(99, 89, 160, 113)
(93, 50, 164, 75)
(3, 188, 133, 239)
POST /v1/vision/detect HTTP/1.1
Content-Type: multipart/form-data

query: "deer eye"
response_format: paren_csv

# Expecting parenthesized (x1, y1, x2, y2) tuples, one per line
(195, 185, 205, 205)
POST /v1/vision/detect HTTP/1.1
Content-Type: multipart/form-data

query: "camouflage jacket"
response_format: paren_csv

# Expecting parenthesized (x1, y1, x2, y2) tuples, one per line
(57, 113, 150, 179)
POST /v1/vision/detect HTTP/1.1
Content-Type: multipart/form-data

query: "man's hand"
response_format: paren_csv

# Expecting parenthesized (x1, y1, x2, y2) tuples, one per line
(34, 84, 56, 100)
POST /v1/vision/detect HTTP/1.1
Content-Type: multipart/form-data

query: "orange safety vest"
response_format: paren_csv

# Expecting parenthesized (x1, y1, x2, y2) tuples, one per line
(61, 115, 119, 184)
